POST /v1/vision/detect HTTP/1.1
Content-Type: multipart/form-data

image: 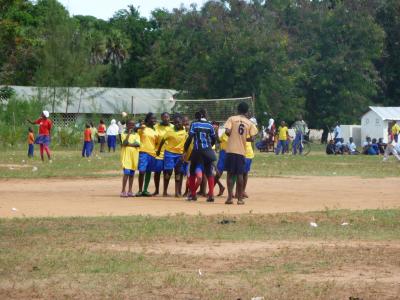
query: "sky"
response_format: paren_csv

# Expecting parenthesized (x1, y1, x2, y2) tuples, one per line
(58, 0, 207, 20)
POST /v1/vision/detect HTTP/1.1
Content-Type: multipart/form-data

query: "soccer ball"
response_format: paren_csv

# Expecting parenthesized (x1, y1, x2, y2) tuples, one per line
(122, 112, 128, 118)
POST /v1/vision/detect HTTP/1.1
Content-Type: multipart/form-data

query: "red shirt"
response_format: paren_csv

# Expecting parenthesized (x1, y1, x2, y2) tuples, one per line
(98, 124, 106, 134)
(34, 118, 52, 136)
(84, 128, 92, 142)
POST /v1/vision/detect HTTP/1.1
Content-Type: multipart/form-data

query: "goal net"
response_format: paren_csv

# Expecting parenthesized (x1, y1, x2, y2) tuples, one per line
(170, 96, 254, 122)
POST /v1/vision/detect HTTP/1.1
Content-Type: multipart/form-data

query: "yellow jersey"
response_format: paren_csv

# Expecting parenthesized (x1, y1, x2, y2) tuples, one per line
(392, 123, 400, 135)
(278, 126, 289, 141)
(219, 133, 229, 151)
(245, 141, 254, 159)
(155, 123, 174, 159)
(120, 133, 140, 170)
(164, 128, 187, 154)
(138, 126, 158, 157)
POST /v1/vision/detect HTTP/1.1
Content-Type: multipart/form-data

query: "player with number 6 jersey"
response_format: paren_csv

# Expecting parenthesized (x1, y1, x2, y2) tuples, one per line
(224, 102, 258, 205)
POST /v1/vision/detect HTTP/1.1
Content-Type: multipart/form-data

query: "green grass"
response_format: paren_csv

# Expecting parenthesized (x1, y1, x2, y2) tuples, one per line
(1, 210, 399, 299)
(0, 146, 399, 178)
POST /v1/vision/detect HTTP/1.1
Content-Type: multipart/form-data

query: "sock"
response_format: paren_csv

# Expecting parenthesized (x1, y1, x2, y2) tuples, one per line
(143, 172, 151, 192)
(189, 175, 196, 196)
(207, 176, 214, 197)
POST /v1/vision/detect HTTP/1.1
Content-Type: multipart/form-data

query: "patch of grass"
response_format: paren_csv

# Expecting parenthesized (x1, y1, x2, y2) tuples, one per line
(1, 147, 399, 178)
(1, 209, 400, 244)
(1, 210, 399, 299)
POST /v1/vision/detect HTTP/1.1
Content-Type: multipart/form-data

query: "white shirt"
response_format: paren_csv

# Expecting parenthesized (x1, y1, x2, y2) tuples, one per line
(107, 122, 119, 136)
(348, 142, 357, 152)
(334, 125, 342, 139)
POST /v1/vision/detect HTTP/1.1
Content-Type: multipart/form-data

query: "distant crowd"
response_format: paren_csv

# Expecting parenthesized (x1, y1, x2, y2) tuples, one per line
(326, 121, 400, 161)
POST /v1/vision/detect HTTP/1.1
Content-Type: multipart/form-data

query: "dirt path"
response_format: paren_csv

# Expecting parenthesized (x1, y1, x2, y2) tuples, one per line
(0, 176, 399, 218)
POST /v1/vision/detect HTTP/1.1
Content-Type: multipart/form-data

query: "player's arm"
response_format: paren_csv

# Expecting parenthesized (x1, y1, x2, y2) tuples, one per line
(247, 123, 259, 142)
(184, 123, 194, 151)
(224, 118, 232, 136)
(156, 138, 166, 156)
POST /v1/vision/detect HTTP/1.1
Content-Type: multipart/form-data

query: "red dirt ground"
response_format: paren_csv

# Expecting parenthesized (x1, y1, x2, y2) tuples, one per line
(0, 176, 398, 218)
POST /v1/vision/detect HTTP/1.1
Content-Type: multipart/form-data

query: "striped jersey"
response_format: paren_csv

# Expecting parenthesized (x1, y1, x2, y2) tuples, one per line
(187, 120, 216, 150)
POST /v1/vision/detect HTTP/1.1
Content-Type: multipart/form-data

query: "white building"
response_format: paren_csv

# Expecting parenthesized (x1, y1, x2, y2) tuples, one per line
(361, 106, 400, 143)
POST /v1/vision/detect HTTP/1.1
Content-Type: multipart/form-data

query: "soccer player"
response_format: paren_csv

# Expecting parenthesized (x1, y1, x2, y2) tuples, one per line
(182, 116, 192, 197)
(27, 110, 52, 162)
(120, 120, 140, 197)
(215, 126, 228, 196)
(184, 109, 217, 202)
(242, 117, 257, 198)
(154, 112, 174, 196)
(137, 112, 159, 196)
(157, 114, 187, 197)
(224, 102, 258, 205)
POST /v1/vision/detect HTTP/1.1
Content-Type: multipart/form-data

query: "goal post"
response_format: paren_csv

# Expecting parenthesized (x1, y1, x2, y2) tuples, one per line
(171, 96, 254, 122)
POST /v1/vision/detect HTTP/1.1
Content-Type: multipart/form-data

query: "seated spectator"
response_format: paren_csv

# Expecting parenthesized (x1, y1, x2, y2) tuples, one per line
(371, 138, 379, 155)
(363, 137, 378, 155)
(346, 137, 359, 155)
(335, 138, 344, 154)
(377, 138, 386, 155)
(326, 139, 336, 155)
(362, 137, 372, 155)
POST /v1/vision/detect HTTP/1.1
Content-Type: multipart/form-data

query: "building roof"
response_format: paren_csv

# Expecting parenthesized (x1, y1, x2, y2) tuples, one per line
(368, 106, 400, 121)
(6, 86, 177, 114)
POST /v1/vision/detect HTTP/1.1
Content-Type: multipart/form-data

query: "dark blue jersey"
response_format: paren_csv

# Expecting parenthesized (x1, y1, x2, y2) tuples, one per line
(184, 120, 216, 151)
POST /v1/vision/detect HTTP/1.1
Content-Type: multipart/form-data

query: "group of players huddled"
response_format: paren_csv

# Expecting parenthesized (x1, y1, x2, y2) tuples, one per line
(120, 102, 258, 205)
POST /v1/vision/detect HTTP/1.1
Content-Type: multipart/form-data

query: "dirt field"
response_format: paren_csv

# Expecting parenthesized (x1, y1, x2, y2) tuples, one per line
(1, 176, 399, 218)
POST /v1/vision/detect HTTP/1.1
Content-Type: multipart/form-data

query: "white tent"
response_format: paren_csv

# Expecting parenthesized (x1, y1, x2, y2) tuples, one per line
(6, 86, 177, 115)
(361, 106, 400, 143)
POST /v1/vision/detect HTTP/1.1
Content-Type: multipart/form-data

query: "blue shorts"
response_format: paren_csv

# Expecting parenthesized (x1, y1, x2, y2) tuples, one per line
(154, 158, 164, 172)
(123, 169, 135, 176)
(245, 158, 252, 173)
(164, 151, 183, 171)
(217, 150, 226, 173)
(138, 152, 156, 172)
(194, 164, 204, 174)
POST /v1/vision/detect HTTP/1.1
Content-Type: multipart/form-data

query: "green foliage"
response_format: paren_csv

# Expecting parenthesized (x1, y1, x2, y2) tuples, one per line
(0, 96, 44, 146)
(0, 0, 399, 128)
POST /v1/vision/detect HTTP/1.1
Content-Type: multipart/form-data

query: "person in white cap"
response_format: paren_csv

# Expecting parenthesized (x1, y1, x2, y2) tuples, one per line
(106, 119, 119, 152)
(27, 111, 53, 162)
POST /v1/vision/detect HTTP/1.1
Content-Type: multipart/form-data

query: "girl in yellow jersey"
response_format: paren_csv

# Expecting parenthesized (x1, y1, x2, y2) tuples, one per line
(120, 120, 140, 197)
(156, 114, 187, 197)
(215, 124, 228, 196)
(153, 112, 174, 195)
(137, 113, 159, 196)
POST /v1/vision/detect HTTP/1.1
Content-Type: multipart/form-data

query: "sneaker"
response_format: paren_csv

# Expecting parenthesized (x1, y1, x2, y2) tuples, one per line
(127, 192, 135, 197)
(141, 191, 151, 197)
(135, 191, 142, 197)
(120, 192, 128, 198)
(206, 196, 214, 203)
(237, 199, 245, 205)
